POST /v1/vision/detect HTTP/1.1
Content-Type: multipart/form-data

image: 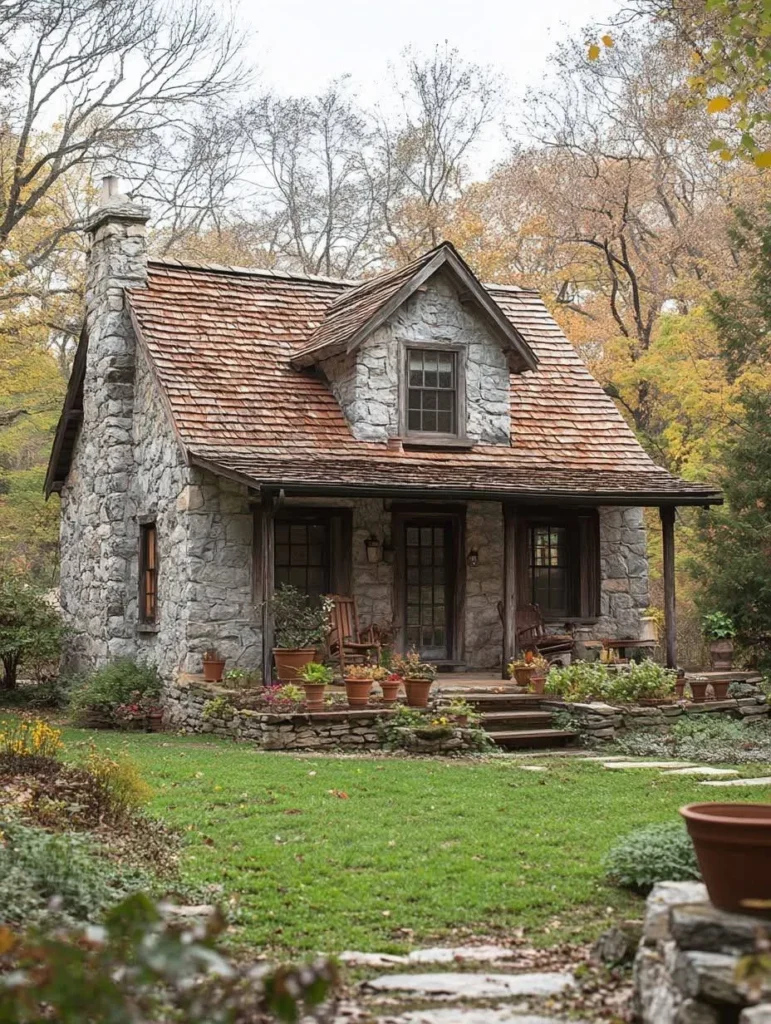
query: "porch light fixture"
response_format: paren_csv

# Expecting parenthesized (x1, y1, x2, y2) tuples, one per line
(364, 534, 382, 563)
(467, 548, 479, 567)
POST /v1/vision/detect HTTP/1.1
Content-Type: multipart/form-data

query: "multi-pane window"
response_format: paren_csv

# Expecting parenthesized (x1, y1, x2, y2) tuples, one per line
(139, 522, 157, 624)
(274, 519, 329, 602)
(529, 524, 569, 618)
(405, 523, 448, 657)
(407, 349, 457, 435)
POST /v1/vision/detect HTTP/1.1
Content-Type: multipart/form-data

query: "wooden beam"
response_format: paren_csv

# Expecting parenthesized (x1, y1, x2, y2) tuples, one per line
(259, 493, 275, 685)
(502, 502, 518, 678)
(660, 505, 677, 669)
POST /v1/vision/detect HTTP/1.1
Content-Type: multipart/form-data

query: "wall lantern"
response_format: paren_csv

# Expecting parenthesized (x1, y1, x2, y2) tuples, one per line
(382, 537, 395, 564)
(467, 548, 479, 567)
(365, 534, 382, 563)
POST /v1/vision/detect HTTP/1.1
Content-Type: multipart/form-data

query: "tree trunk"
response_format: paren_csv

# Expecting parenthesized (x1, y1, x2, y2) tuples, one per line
(1, 654, 18, 690)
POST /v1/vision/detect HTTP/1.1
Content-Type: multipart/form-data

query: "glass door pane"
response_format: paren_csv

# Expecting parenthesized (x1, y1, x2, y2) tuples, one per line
(403, 519, 452, 659)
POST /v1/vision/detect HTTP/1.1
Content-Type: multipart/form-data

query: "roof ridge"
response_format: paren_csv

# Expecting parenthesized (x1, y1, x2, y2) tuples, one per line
(147, 257, 358, 288)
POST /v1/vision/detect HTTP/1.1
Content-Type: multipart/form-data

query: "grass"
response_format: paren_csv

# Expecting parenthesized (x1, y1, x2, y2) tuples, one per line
(32, 723, 769, 956)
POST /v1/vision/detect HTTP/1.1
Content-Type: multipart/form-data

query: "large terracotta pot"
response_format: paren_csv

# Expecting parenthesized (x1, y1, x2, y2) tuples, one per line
(513, 666, 534, 687)
(710, 639, 734, 670)
(675, 678, 686, 699)
(689, 680, 709, 703)
(302, 682, 326, 712)
(380, 680, 401, 705)
(345, 678, 372, 708)
(711, 680, 730, 700)
(681, 803, 771, 914)
(273, 647, 316, 682)
(404, 678, 433, 707)
(530, 675, 546, 695)
(202, 657, 226, 683)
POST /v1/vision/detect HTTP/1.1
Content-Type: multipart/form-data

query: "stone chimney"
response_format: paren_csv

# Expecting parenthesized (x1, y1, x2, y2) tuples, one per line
(73, 177, 150, 661)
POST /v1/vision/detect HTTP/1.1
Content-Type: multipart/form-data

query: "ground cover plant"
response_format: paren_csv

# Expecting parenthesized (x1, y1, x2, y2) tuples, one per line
(545, 660, 675, 703)
(31, 721, 768, 956)
(614, 714, 771, 764)
(604, 821, 701, 894)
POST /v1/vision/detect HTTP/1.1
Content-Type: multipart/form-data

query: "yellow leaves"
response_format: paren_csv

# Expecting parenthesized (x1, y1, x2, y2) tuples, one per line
(0, 719, 62, 759)
(707, 95, 733, 113)
(601, 34, 614, 48)
(0, 926, 16, 956)
(754, 151, 771, 168)
(587, 44, 601, 61)
(720, 149, 734, 161)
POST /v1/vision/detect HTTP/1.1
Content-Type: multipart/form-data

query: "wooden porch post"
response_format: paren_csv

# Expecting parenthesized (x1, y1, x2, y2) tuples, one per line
(660, 505, 677, 669)
(502, 502, 518, 678)
(259, 492, 275, 685)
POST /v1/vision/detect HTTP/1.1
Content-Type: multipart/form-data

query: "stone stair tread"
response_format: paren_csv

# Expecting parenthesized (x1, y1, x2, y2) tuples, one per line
(481, 711, 554, 725)
(490, 729, 577, 748)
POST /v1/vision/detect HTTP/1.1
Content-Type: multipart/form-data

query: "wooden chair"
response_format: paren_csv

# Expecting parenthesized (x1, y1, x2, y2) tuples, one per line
(326, 594, 381, 677)
(497, 602, 575, 662)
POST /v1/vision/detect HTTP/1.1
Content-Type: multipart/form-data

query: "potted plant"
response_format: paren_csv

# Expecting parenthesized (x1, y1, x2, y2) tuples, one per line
(343, 664, 375, 708)
(270, 586, 333, 682)
(379, 671, 402, 706)
(299, 662, 333, 711)
(689, 677, 709, 703)
(528, 655, 550, 695)
(393, 650, 437, 708)
(446, 697, 478, 728)
(508, 651, 536, 687)
(681, 803, 771, 914)
(675, 670, 686, 699)
(702, 612, 737, 670)
(202, 648, 226, 683)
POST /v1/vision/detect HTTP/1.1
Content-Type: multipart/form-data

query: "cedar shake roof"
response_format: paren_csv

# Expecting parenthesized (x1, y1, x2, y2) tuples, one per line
(47, 247, 722, 504)
(292, 242, 537, 372)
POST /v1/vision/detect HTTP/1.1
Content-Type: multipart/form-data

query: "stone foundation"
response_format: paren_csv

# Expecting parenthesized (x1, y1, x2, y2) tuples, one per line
(163, 679, 485, 753)
(634, 881, 771, 1023)
(541, 694, 769, 743)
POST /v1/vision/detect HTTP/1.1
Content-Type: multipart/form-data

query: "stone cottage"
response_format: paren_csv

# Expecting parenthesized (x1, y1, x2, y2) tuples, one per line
(46, 179, 720, 683)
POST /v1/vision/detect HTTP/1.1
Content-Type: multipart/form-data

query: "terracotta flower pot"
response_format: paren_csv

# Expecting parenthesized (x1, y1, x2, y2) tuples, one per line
(681, 803, 771, 914)
(273, 647, 316, 682)
(689, 680, 709, 703)
(513, 666, 534, 686)
(709, 639, 734, 671)
(404, 678, 433, 707)
(302, 682, 326, 712)
(202, 657, 226, 683)
(711, 680, 730, 700)
(345, 678, 372, 708)
(530, 674, 546, 695)
(380, 680, 401, 705)
(675, 679, 686, 699)
(146, 712, 164, 733)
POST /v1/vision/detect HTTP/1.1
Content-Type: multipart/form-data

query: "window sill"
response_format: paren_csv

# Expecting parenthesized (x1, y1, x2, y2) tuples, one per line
(136, 622, 160, 634)
(400, 435, 476, 451)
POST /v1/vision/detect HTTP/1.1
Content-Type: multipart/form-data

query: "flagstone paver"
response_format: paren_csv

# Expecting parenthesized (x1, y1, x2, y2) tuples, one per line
(380, 1010, 566, 1024)
(602, 761, 698, 769)
(406, 946, 518, 965)
(518, 766, 548, 772)
(362, 972, 575, 1001)
(661, 767, 739, 777)
(699, 776, 771, 787)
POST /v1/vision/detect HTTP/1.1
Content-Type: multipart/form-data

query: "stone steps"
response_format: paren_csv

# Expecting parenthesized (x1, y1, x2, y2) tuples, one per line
(489, 729, 577, 749)
(479, 710, 555, 728)
(446, 690, 578, 750)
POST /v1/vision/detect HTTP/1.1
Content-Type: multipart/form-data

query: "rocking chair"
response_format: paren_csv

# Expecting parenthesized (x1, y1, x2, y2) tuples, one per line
(326, 594, 381, 678)
(516, 604, 574, 660)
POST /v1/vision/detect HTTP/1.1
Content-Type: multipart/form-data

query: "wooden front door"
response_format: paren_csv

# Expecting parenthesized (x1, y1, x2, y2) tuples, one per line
(402, 518, 455, 660)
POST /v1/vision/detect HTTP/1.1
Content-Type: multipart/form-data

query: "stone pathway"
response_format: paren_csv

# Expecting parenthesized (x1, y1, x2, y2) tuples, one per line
(699, 775, 771, 787)
(660, 766, 739, 777)
(380, 1011, 561, 1024)
(362, 972, 574, 1001)
(602, 760, 698, 769)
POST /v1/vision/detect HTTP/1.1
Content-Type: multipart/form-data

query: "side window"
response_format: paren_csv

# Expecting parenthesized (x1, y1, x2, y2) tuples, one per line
(407, 349, 458, 436)
(139, 521, 158, 624)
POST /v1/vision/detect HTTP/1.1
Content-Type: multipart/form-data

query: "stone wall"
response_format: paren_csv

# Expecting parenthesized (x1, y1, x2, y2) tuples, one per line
(634, 881, 771, 1023)
(596, 506, 649, 640)
(542, 693, 769, 743)
(163, 679, 484, 753)
(320, 270, 511, 445)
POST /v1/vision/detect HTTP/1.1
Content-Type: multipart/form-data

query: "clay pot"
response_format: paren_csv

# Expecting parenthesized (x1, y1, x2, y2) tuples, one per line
(302, 682, 326, 712)
(404, 678, 433, 708)
(380, 680, 401, 705)
(689, 680, 709, 703)
(711, 680, 730, 701)
(202, 656, 226, 683)
(344, 678, 372, 708)
(530, 675, 546, 695)
(273, 647, 316, 683)
(681, 803, 771, 914)
(146, 711, 164, 732)
(709, 639, 734, 671)
(513, 666, 534, 686)
(675, 679, 686, 699)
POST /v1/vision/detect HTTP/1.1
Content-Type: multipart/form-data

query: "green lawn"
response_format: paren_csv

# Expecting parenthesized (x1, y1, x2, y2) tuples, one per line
(45, 726, 770, 956)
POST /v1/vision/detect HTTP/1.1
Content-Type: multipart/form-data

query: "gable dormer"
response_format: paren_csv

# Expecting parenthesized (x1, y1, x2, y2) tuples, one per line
(291, 243, 537, 446)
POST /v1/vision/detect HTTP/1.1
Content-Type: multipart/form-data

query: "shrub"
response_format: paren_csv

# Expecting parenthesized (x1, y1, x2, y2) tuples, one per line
(545, 659, 675, 703)
(270, 585, 333, 648)
(545, 661, 612, 702)
(69, 659, 161, 725)
(80, 744, 152, 818)
(201, 695, 235, 722)
(0, 570, 67, 690)
(604, 821, 701, 894)
(0, 717, 62, 759)
(0, 820, 149, 928)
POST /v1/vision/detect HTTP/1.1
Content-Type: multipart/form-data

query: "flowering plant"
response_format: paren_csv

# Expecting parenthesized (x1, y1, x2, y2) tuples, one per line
(391, 649, 437, 681)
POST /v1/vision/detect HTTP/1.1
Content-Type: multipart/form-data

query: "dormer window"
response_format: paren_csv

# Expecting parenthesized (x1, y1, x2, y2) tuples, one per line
(406, 347, 461, 437)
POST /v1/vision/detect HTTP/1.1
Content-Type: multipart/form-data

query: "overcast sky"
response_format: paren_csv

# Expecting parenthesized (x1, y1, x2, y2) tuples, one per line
(238, 0, 621, 103)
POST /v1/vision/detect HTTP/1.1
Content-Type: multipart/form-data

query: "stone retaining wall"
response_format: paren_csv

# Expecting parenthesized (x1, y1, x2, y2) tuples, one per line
(634, 881, 771, 1023)
(540, 694, 769, 743)
(163, 679, 484, 753)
